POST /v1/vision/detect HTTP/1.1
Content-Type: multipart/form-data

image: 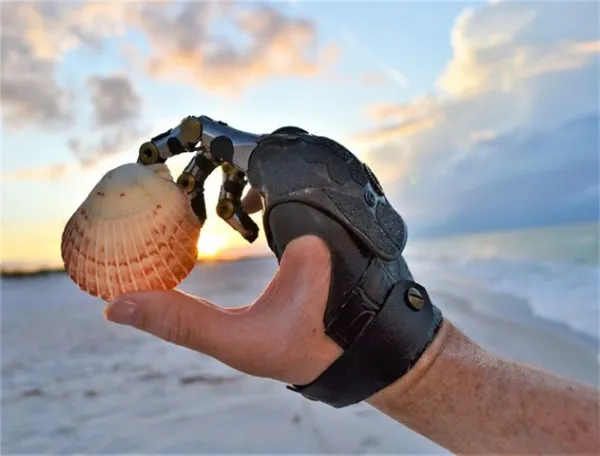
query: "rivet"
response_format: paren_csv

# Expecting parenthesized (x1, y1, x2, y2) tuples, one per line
(406, 287, 424, 311)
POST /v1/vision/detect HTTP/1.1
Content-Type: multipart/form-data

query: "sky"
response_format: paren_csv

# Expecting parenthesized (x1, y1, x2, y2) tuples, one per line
(1, 0, 598, 270)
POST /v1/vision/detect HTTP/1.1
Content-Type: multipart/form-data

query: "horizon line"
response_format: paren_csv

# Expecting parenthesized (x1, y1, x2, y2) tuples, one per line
(0, 252, 274, 279)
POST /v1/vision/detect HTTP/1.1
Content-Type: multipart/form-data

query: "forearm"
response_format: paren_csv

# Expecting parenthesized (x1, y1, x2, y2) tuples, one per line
(367, 321, 600, 454)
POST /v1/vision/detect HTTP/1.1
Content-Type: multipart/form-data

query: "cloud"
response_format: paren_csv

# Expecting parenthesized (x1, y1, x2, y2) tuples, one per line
(358, 95, 443, 143)
(364, 95, 439, 122)
(437, 2, 599, 97)
(0, 2, 335, 128)
(61, 73, 145, 167)
(87, 75, 142, 127)
(0, 2, 148, 169)
(2, 1, 337, 178)
(136, 2, 339, 93)
(0, 3, 74, 128)
(0, 2, 127, 130)
(67, 126, 145, 167)
(2, 163, 77, 181)
(358, 1, 599, 235)
(355, 114, 443, 144)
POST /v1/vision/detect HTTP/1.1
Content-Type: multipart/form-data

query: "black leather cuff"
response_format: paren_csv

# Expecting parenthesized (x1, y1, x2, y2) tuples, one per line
(246, 132, 444, 409)
(287, 280, 443, 408)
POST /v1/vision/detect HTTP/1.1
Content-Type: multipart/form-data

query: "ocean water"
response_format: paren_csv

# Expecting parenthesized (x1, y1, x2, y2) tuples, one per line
(1, 222, 598, 452)
(405, 221, 599, 344)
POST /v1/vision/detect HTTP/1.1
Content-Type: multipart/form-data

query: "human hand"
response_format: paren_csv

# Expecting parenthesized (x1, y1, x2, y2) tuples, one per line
(104, 231, 342, 386)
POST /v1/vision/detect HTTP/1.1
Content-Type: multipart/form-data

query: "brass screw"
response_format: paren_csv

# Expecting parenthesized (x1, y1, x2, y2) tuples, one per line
(176, 172, 196, 193)
(180, 117, 202, 143)
(222, 163, 236, 175)
(139, 143, 158, 164)
(216, 199, 234, 219)
(406, 287, 424, 311)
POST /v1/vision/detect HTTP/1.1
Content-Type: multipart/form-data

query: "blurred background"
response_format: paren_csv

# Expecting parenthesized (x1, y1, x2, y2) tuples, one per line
(1, 0, 598, 453)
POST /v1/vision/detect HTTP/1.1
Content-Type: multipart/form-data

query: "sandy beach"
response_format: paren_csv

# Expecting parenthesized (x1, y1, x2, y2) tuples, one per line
(2, 256, 598, 454)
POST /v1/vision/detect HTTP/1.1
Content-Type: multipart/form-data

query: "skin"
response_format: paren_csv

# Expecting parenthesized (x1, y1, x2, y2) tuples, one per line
(105, 191, 600, 454)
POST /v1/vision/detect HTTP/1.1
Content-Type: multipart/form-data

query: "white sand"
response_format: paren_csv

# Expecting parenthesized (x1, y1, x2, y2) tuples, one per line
(2, 260, 598, 454)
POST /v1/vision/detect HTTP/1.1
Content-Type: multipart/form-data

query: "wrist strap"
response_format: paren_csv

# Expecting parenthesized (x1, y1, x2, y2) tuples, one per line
(287, 280, 443, 408)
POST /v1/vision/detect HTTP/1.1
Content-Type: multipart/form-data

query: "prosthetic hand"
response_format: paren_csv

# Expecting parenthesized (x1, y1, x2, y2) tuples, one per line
(137, 116, 261, 243)
(136, 116, 444, 408)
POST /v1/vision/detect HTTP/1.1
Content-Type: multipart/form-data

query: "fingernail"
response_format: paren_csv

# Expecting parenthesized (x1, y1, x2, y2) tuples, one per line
(105, 300, 141, 327)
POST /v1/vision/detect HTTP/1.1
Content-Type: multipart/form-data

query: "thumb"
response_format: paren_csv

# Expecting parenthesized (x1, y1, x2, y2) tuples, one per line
(104, 288, 248, 359)
(103, 236, 332, 378)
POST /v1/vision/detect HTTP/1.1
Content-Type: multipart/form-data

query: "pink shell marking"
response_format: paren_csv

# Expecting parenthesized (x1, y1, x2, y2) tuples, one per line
(61, 163, 201, 302)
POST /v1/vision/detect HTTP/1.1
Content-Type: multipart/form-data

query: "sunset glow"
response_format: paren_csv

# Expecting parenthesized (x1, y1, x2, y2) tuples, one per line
(197, 232, 230, 259)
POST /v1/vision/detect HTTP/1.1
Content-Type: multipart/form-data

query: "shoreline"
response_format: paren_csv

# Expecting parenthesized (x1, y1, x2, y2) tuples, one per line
(436, 289, 599, 387)
(441, 285, 599, 355)
(409, 220, 600, 243)
(0, 255, 275, 279)
(411, 261, 599, 369)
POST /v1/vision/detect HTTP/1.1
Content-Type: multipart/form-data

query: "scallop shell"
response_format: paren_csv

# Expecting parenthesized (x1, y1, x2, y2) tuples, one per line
(61, 163, 201, 302)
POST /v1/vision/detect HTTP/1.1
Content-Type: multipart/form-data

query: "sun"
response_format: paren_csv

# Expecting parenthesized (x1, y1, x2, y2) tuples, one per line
(196, 232, 229, 259)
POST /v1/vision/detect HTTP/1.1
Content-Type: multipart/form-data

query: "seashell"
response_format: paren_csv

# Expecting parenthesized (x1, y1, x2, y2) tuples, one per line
(61, 163, 201, 302)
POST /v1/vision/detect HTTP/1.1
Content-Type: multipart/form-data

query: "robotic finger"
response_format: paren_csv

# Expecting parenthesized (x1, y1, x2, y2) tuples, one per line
(137, 115, 264, 173)
(175, 149, 222, 227)
(215, 164, 259, 243)
(136, 115, 262, 243)
(137, 116, 204, 165)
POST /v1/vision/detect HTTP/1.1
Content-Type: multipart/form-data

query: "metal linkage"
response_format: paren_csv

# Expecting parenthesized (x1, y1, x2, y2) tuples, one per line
(136, 116, 261, 243)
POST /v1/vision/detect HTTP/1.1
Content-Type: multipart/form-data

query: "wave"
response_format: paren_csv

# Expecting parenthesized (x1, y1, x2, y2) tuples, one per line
(406, 252, 599, 344)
